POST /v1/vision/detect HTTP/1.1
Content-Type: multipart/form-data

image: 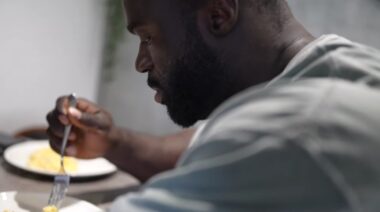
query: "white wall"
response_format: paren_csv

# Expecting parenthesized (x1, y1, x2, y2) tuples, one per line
(0, 0, 106, 134)
(288, 0, 380, 49)
(98, 0, 380, 135)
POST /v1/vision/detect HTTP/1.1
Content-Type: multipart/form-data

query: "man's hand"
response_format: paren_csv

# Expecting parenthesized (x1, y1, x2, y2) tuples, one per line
(46, 96, 116, 159)
(46, 95, 195, 181)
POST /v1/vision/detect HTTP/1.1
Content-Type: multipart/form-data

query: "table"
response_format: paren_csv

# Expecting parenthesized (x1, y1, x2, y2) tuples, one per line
(0, 153, 140, 210)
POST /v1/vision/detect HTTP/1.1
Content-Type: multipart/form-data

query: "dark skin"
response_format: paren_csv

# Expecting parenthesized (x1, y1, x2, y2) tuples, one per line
(47, 0, 315, 182)
(46, 97, 195, 182)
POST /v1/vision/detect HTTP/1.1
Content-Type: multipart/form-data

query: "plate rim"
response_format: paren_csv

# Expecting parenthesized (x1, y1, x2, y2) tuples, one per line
(0, 190, 103, 211)
(4, 140, 117, 178)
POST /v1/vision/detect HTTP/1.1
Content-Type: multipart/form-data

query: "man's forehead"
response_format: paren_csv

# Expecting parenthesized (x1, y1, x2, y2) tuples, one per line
(123, 0, 175, 16)
(124, 0, 151, 32)
(124, 0, 182, 32)
(123, 0, 150, 19)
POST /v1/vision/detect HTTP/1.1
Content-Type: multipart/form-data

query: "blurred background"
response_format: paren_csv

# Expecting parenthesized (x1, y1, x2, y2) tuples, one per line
(0, 0, 379, 136)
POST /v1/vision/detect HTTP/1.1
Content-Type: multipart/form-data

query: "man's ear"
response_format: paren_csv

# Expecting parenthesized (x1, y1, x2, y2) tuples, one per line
(202, 0, 239, 36)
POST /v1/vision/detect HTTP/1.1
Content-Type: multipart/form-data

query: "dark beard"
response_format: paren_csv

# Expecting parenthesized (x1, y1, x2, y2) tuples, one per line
(161, 23, 231, 127)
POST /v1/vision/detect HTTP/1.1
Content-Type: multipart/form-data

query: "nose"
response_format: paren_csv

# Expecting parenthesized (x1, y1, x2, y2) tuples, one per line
(135, 43, 153, 73)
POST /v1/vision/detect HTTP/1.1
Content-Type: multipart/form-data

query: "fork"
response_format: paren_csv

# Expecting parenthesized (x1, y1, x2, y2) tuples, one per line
(47, 93, 77, 208)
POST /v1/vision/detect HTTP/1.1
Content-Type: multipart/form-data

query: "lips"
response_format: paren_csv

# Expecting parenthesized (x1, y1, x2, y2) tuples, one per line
(154, 89, 163, 104)
(147, 76, 164, 104)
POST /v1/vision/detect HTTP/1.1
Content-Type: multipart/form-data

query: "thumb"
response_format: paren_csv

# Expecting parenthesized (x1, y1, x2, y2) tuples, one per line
(68, 107, 110, 131)
(68, 107, 82, 119)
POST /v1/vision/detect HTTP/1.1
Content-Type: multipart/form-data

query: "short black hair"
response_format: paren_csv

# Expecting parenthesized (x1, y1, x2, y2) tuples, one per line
(258, 0, 281, 8)
(178, 0, 205, 13)
(245, 0, 283, 12)
(178, 0, 284, 14)
(178, 0, 287, 30)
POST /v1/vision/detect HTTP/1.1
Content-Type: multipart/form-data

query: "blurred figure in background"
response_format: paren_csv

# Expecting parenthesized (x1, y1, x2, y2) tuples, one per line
(47, 0, 380, 211)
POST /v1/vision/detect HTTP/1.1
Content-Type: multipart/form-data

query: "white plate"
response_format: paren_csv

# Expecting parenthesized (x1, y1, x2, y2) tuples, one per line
(0, 191, 103, 212)
(4, 140, 117, 178)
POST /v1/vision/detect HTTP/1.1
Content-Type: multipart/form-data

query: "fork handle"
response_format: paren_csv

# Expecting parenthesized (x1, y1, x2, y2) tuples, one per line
(59, 93, 77, 163)
(60, 125, 72, 158)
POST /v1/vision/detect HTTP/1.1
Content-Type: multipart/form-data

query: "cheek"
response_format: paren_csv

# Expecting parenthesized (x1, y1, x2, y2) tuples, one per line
(150, 45, 172, 77)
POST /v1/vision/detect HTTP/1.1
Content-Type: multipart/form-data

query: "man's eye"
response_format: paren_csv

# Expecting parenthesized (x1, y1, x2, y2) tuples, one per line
(142, 36, 152, 45)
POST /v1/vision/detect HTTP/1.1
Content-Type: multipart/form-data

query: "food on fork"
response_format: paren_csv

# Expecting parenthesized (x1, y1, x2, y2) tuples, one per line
(42, 205, 58, 212)
(28, 147, 78, 173)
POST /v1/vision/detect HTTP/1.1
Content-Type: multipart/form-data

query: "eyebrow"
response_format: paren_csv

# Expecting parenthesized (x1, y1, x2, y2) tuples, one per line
(127, 20, 142, 34)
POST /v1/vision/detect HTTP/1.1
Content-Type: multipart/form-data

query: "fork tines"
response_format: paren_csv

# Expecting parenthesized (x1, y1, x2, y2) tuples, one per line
(48, 174, 70, 207)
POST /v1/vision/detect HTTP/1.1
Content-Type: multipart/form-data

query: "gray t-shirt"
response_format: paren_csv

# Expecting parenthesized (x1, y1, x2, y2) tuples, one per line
(110, 35, 380, 212)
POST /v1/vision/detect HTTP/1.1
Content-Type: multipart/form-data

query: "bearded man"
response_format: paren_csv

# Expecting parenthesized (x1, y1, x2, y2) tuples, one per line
(47, 0, 380, 211)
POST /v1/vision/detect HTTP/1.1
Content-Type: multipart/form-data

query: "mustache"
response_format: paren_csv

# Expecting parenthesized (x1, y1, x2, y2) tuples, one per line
(147, 75, 161, 89)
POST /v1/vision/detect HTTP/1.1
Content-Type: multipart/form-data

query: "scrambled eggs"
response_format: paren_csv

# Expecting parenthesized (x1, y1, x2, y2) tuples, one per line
(42, 205, 58, 212)
(3, 204, 58, 212)
(27, 147, 78, 173)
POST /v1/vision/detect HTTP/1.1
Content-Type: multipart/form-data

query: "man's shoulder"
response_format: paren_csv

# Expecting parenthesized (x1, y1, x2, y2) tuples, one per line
(197, 79, 336, 140)
(271, 34, 380, 85)
(179, 79, 335, 165)
(179, 78, 380, 165)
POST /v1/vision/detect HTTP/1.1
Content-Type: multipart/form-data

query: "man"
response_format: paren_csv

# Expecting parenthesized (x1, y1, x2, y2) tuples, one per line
(47, 0, 380, 211)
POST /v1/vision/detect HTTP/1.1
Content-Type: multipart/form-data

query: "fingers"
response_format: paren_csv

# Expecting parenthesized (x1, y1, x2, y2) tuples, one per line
(46, 109, 77, 138)
(75, 98, 102, 113)
(47, 127, 77, 156)
(64, 97, 111, 131)
(47, 127, 61, 152)
(67, 107, 112, 132)
(55, 96, 69, 115)
(46, 96, 69, 132)
(46, 96, 91, 134)
(47, 125, 77, 145)
(46, 110, 65, 137)
(47, 95, 113, 159)
(54, 96, 97, 119)
(46, 95, 81, 156)
(46, 95, 104, 139)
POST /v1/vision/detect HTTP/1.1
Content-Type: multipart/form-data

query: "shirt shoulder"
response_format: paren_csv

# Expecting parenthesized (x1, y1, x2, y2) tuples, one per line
(268, 34, 380, 87)
(179, 78, 380, 166)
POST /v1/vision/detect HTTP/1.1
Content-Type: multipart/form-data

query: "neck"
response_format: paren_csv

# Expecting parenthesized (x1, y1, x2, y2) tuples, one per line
(274, 20, 316, 75)
(214, 16, 315, 95)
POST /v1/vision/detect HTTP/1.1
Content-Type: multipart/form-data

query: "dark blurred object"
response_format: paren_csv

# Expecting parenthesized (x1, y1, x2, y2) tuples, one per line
(13, 126, 48, 140)
(0, 132, 25, 155)
(0, 127, 47, 155)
